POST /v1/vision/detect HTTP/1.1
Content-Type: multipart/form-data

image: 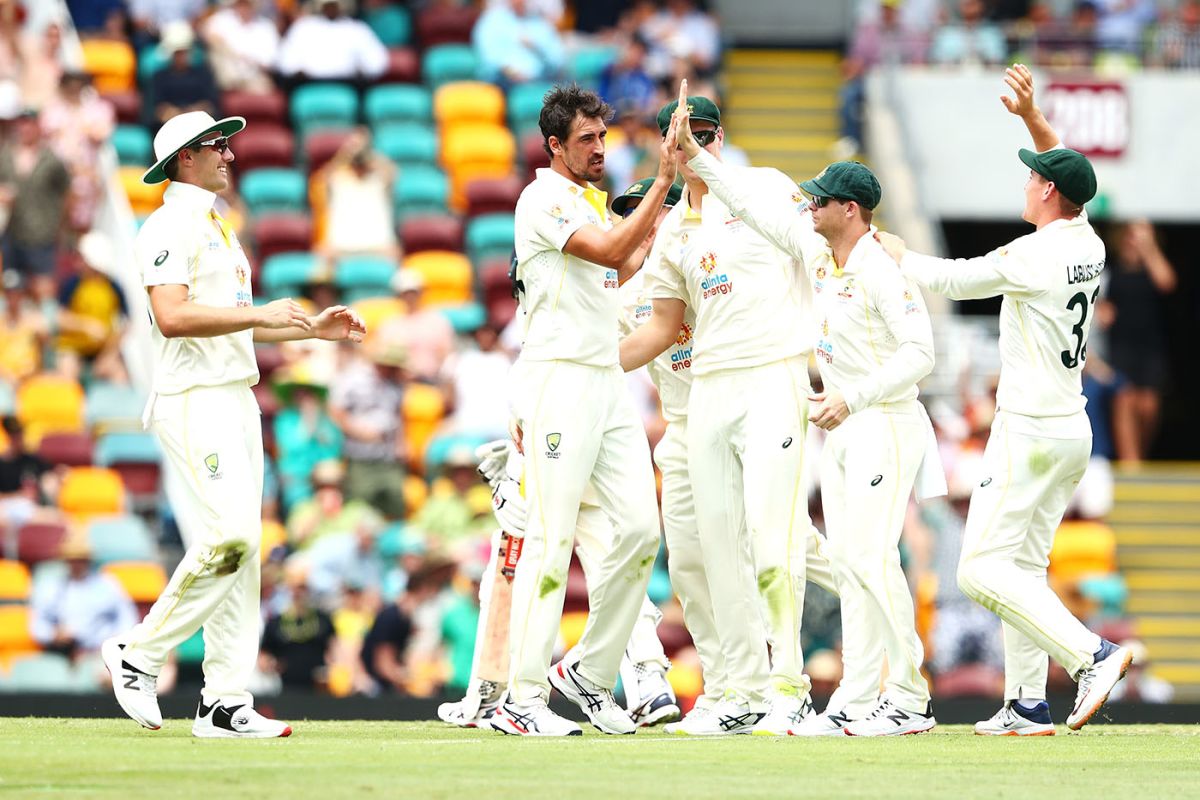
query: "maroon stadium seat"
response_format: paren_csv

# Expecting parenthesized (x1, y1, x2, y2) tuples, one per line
(37, 432, 94, 467)
(255, 345, 287, 379)
(376, 47, 420, 85)
(17, 522, 68, 565)
(399, 215, 464, 254)
(520, 132, 550, 182)
(304, 129, 353, 174)
(222, 89, 288, 125)
(230, 123, 295, 171)
(101, 90, 142, 125)
(416, 5, 479, 48)
(251, 214, 313, 261)
(465, 176, 525, 218)
(109, 462, 161, 505)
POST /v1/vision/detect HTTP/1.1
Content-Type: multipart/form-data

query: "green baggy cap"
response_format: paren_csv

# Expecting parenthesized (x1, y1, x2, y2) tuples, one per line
(611, 177, 684, 216)
(1018, 147, 1097, 206)
(657, 95, 721, 135)
(799, 161, 883, 210)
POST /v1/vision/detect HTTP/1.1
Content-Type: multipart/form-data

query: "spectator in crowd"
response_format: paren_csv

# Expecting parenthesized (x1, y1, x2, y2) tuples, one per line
(600, 103, 661, 201)
(145, 22, 221, 132)
(277, 0, 388, 86)
(1029, 0, 1100, 68)
(1102, 220, 1177, 463)
(485, 0, 564, 26)
(361, 559, 449, 694)
(273, 366, 343, 511)
(18, 18, 65, 110)
(327, 342, 408, 518)
(929, 0, 1008, 65)
(444, 323, 513, 440)
(375, 269, 454, 385)
(328, 579, 381, 695)
(260, 562, 337, 689)
(29, 532, 138, 660)
(637, 0, 722, 81)
(0, 109, 69, 291)
(285, 458, 385, 551)
(0, 415, 49, 529)
(1107, 639, 1174, 703)
(1093, 0, 1158, 54)
(40, 71, 116, 232)
(438, 558, 484, 696)
(411, 445, 493, 550)
(128, 0, 207, 41)
(315, 129, 399, 264)
(64, 0, 125, 35)
(303, 505, 388, 604)
(55, 232, 129, 384)
(0, 269, 47, 383)
(599, 34, 659, 121)
(1151, 0, 1200, 68)
(201, 0, 280, 94)
(473, 0, 564, 87)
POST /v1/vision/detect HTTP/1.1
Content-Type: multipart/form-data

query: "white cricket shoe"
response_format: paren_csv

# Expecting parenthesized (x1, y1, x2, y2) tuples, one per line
(101, 638, 162, 730)
(489, 699, 582, 736)
(1067, 640, 1133, 731)
(663, 703, 713, 735)
(844, 696, 936, 737)
(626, 663, 681, 727)
(975, 702, 1056, 736)
(549, 659, 636, 735)
(438, 680, 504, 728)
(752, 690, 813, 736)
(790, 707, 856, 737)
(193, 700, 292, 738)
(669, 692, 763, 736)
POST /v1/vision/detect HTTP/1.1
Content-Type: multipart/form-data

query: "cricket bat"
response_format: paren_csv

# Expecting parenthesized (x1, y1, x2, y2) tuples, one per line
(476, 531, 523, 683)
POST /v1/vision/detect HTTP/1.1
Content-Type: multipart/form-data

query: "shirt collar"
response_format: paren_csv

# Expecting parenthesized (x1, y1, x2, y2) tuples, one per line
(163, 180, 218, 212)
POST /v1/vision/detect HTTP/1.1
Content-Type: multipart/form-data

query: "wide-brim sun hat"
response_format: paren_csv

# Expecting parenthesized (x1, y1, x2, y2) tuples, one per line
(142, 110, 246, 185)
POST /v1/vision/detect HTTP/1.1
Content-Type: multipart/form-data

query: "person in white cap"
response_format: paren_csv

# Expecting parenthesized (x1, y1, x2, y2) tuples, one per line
(102, 110, 366, 738)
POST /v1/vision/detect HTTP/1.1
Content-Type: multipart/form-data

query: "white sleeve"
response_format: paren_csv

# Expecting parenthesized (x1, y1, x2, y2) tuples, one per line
(523, 188, 590, 257)
(642, 229, 687, 303)
(901, 241, 1045, 302)
(137, 219, 194, 288)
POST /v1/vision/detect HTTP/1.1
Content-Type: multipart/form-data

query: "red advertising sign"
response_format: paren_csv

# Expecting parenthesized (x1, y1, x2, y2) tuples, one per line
(1042, 81, 1130, 158)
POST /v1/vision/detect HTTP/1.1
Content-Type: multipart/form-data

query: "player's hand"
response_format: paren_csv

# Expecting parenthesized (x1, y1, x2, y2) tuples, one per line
(475, 439, 510, 485)
(673, 78, 702, 159)
(257, 298, 312, 330)
(1000, 63, 1036, 118)
(658, 113, 681, 183)
(875, 230, 907, 264)
(809, 389, 850, 431)
(311, 305, 367, 342)
(491, 479, 527, 538)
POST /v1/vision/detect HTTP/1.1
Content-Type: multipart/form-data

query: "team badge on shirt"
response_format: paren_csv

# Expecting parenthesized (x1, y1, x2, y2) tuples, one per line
(546, 433, 562, 459)
(814, 264, 827, 293)
(236, 264, 247, 286)
(903, 289, 921, 315)
(549, 204, 570, 228)
(837, 277, 856, 300)
(204, 452, 222, 479)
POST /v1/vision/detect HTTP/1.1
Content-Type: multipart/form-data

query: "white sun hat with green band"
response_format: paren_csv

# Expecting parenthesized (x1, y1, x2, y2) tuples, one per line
(142, 110, 247, 185)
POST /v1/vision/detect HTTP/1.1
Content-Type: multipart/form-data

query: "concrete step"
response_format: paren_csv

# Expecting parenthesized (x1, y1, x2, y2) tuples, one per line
(1113, 483, 1200, 503)
(1114, 526, 1200, 547)
(724, 133, 838, 151)
(1118, 550, 1200, 570)
(1128, 594, 1200, 614)
(1124, 571, 1200, 591)
(1150, 662, 1200, 686)
(726, 72, 844, 91)
(1110, 504, 1200, 524)
(1143, 640, 1200, 661)
(1136, 617, 1200, 637)
(726, 91, 840, 109)
(726, 50, 842, 68)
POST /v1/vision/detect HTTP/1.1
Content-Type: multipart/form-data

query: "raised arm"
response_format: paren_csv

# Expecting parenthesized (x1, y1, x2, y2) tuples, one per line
(1001, 63, 1060, 152)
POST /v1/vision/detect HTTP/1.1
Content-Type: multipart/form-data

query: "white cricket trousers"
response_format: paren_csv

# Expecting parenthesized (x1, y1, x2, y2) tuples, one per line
(821, 402, 930, 716)
(124, 381, 264, 707)
(687, 356, 836, 709)
(654, 420, 725, 708)
(957, 411, 1102, 698)
(508, 359, 661, 703)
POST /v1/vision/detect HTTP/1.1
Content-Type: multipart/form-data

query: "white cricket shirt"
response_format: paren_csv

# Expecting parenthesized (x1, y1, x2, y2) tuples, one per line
(136, 181, 259, 395)
(514, 168, 621, 367)
(617, 269, 695, 424)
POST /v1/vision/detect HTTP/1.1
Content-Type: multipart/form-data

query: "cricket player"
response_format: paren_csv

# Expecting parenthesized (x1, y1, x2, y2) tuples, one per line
(670, 99, 944, 736)
(876, 65, 1132, 734)
(102, 111, 365, 737)
(491, 85, 681, 736)
(620, 92, 838, 736)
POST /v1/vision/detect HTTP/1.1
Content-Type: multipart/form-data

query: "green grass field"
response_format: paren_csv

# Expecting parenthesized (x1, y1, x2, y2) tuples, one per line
(1, 720, 1198, 799)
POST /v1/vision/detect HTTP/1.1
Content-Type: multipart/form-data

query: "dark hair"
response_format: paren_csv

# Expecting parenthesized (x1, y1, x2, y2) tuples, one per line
(540, 83, 613, 157)
(163, 155, 181, 182)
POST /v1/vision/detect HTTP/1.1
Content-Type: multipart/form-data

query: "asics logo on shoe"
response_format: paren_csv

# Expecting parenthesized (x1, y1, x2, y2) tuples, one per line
(719, 712, 760, 731)
(505, 706, 535, 733)
(563, 663, 603, 712)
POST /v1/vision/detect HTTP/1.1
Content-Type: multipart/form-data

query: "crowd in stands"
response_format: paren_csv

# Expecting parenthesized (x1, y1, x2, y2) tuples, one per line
(0, 0, 1173, 707)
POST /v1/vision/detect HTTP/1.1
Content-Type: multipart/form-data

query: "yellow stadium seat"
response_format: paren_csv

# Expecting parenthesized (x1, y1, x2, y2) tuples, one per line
(1050, 520, 1117, 584)
(559, 610, 588, 651)
(0, 606, 37, 656)
(434, 81, 505, 128)
(102, 561, 168, 603)
(402, 382, 446, 474)
(403, 474, 428, 517)
(403, 250, 472, 307)
(440, 123, 515, 209)
(0, 560, 31, 602)
(58, 467, 126, 518)
(81, 39, 137, 93)
(120, 166, 167, 216)
(16, 374, 85, 447)
(352, 296, 406, 340)
(261, 519, 288, 554)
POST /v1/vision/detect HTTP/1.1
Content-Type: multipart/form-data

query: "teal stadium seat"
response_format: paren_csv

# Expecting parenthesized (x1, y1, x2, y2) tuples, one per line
(85, 382, 147, 431)
(425, 433, 489, 475)
(138, 44, 204, 84)
(421, 44, 478, 88)
(94, 431, 161, 468)
(568, 46, 619, 88)
(290, 83, 359, 137)
(466, 213, 515, 263)
(88, 515, 157, 565)
(239, 168, 307, 215)
(393, 165, 449, 221)
(335, 256, 395, 303)
(261, 252, 319, 299)
(1, 653, 80, 693)
(507, 82, 553, 137)
(365, 85, 432, 127)
(374, 123, 438, 168)
(112, 124, 152, 167)
(439, 303, 486, 334)
(177, 628, 206, 666)
(365, 5, 412, 47)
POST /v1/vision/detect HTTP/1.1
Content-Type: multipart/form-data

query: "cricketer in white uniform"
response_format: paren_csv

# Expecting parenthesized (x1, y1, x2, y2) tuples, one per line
(621, 95, 838, 736)
(679, 139, 944, 736)
(877, 65, 1133, 734)
(492, 85, 682, 737)
(101, 111, 365, 738)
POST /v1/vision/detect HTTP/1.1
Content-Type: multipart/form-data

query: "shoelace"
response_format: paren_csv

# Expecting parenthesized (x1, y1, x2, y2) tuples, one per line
(863, 699, 894, 720)
(1074, 666, 1095, 706)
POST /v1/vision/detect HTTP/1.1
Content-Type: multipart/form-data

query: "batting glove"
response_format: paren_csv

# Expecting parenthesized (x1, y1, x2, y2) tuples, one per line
(475, 439, 510, 486)
(491, 479, 527, 538)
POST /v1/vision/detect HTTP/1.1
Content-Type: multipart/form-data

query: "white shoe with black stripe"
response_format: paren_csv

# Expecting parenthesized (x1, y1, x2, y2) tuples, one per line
(548, 659, 636, 735)
(625, 663, 681, 728)
(669, 691, 764, 736)
(844, 696, 936, 737)
(192, 700, 292, 738)
(101, 638, 162, 731)
(790, 707, 856, 737)
(489, 699, 582, 736)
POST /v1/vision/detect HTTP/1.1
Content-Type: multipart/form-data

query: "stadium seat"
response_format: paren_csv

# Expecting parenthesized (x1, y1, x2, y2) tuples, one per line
(416, 5, 479, 48)
(434, 81, 505, 128)
(374, 123, 439, 168)
(16, 522, 67, 565)
(399, 215, 463, 254)
(568, 46, 619, 88)
(365, 85, 432, 127)
(304, 128, 354, 174)
(239, 168, 308, 216)
(291, 83, 359, 138)
(366, 5, 412, 47)
(520, 131, 551, 180)
(438, 303, 486, 335)
(88, 515, 156, 565)
(351, 297, 405, 339)
(0, 560, 31, 602)
(255, 344, 287, 378)
(402, 383, 446, 472)
(228, 124, 295, 172)
(465, 213, 516, 264)
(16, 374, 85, 446)
(100, 89, 142, 125)
(441, 124, 516, 209)
(378, 46, 421, 84)
(29, 561, 67, 603)
(85, 382, 146, 433)
(0, 606, 37, 656)
(119, 166, 167, 216)
(103, 561, 168, 603)
(112, 124, 152, 167)
(403, 251, 472, 306)
(392, 165, 450, 221)
(506, 81, 553, 136)
(81, 39, 136, 93)
(335, 256, 396, 303)
(222, 88, 288, 125)
(93, 432, 162, 507)
(58, 467, 125, 518)
(177, 628, 206, 666)
(252, 214, 314, 262)
(37, 432, 93, 467)
(465, 176, 525, 218)
(1, 653, 80, 692)
(421, 44, 479, 88)
(261, 252, 320, 299)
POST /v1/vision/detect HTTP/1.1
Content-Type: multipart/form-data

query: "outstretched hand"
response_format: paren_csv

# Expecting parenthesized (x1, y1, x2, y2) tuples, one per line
(875, 230, 907, 264)
(311, 305, 367, 342)
(1000, 63, 1036, 118)
(673, 79, 701, 159)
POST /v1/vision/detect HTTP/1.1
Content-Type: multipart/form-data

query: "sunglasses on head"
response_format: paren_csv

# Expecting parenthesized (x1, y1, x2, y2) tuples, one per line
(195, 136, 230, 154)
